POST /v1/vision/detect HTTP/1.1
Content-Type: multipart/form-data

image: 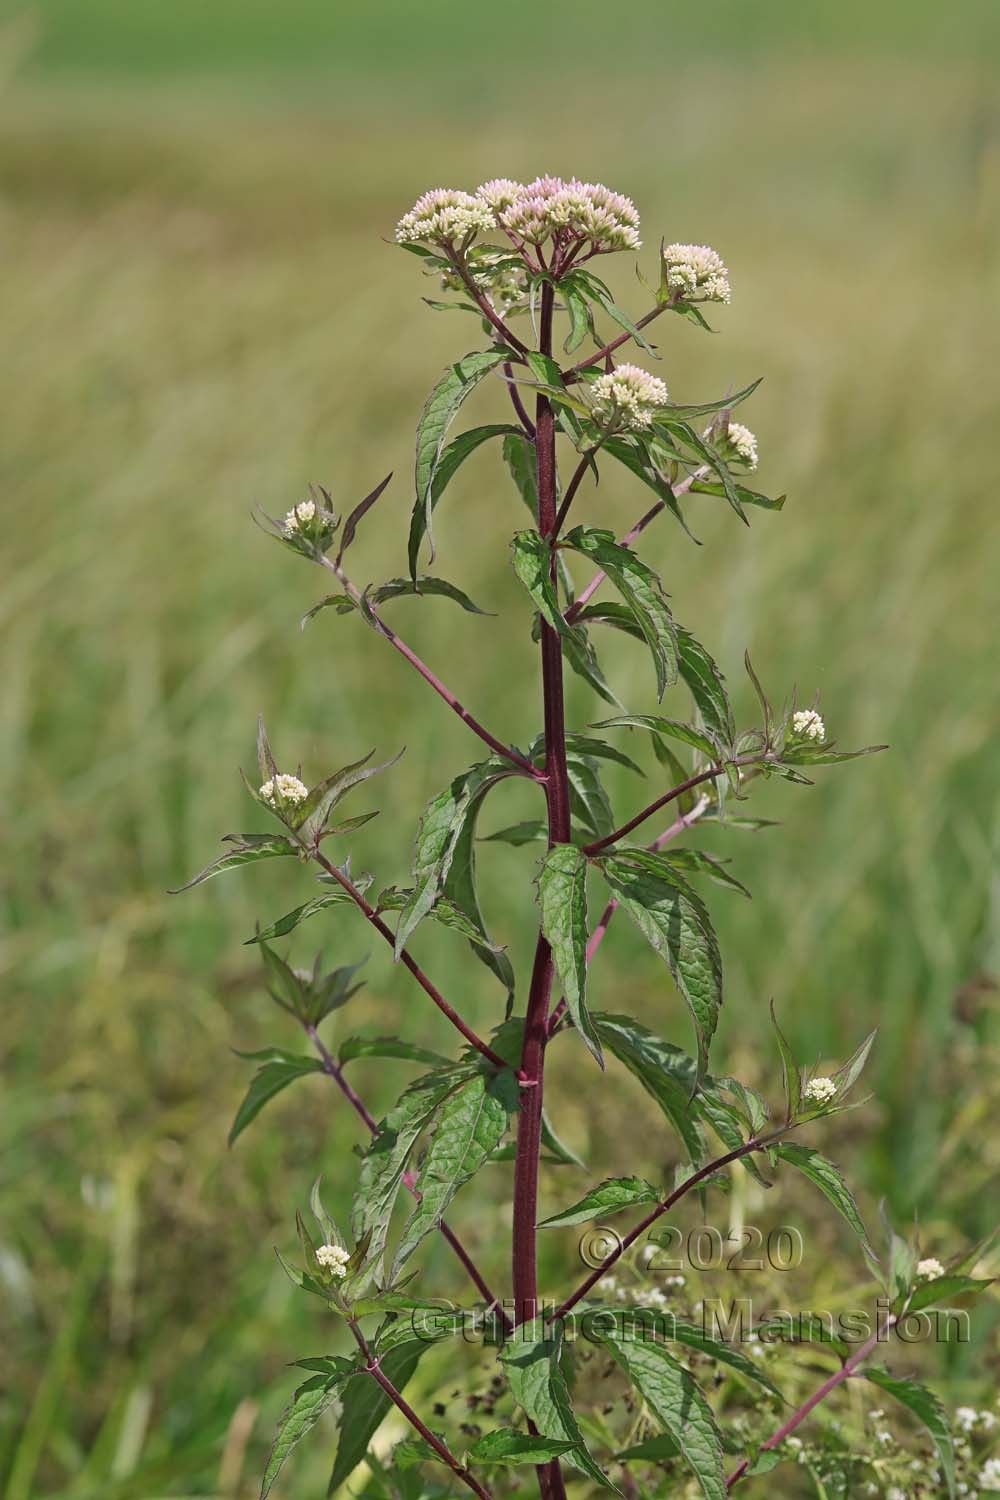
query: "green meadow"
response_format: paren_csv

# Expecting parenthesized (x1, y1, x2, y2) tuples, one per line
(2, 2, 998, 1493)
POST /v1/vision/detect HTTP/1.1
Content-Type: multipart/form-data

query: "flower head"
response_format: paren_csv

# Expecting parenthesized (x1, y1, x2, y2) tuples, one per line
(395, 188, 494, 247)
(315, 1243, 351, 1278)
(476, 178, 524, 212)
(491, 175, 641, 253)
(259, 773, 309, 808)
(662, 243, 731, 303)
(718, 420, 759, 472)
(956, 1405, 979, 1432)
(791, 709, 826, 742)
(917, 1257, 946, 1281)
(590, 362, 669, 431)
(283, 498, 316, 534)
(803, 1076, 837, 1105)
(981, 1456, 1000, 1489)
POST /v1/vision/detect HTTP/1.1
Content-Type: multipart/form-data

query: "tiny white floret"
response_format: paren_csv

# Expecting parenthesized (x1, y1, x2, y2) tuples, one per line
(803, 1076, 837, 1105)
(791, 708, 826, 742)
(283, 498, 316, 534)
(259, 773, 309, 807)
(315, 1243, 351, 1278)
(662, 242, 731, 303)
(590, 362, 669, 431)
(981, 1456, 1000, 1489)
(917, 1257, 946, 1281)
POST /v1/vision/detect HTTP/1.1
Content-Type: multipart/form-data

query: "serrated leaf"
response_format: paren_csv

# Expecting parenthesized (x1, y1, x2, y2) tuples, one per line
(262, 1370, 348, 1498)
(391, 1071, 513, 1277)
(662, 422, 747, 524)
(500, 1323, 617, 1492)
(572, 268, 657, 355)
(591, 1325, 726, 1500)
(468, 1430, 579, 1465)
(327, 1341, 428, 1494)
(863, 1368, 955, 1498)
(675, 628, 734, 747)
(246, 889, 361, 944)
(538, 844, 601, 1066)
(502, 430, 539, 516)
(511, 531, 577, 640)
(773, 1144, 875, 1262)
(369, 575, 493, 615)
(907, 1275, 994, 1313)
(229, 1053, 323, 1146)
(562, 622, 625, 709)
(565, 526, 677, 699)
(375, 886, 504, 950)
(593, 1014, 705, 1168)
(690, 479, 786, 512)
(601, 437, 697, 542)
(481, 820, 547, 847)
(598, 854, 723, 1077)
(337, 1036, 453, 1069)
(769, 1001, 801, 1122)
(297, 750, 402, 843)
(412, 354, 513, 571)
(663, 1320, 783, 1399)
(781, 742, 887, 767)
(169, 835, 298, 893)
(566, 752, 616, 839)
(593, 714, 720, 761)
(564, 733, 644, 776)
(617, 1434, 680, 1461)
(650, 848, 751, 899)
(562, 279, 593, 355)
(538, 1177, 659, 1228)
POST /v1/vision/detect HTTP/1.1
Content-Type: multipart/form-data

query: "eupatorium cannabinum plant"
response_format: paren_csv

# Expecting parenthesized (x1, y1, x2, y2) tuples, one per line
(175, 174, 993, 1499)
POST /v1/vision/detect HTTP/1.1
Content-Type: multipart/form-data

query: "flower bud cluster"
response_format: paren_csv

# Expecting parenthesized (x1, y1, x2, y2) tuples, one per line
(662, 242, 731, 303)
(802, 1076, 837, 1105)
(395, 188, 494, 247)
(315, 1243, 351, 1279)
(717, 420, 759, 471)
(259, 773, 309, 808)
(790, 709, 826, 743)
(396, 176, 641, 256)
(590, 362, 669, 431)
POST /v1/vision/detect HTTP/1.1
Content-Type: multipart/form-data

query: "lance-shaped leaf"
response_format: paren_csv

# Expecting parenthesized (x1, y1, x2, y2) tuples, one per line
(564, 733, 644, 776)
(336, 471, 392, 565)
(907, 1274, 994, 1313)
(690, 478, 786, 512)
(564, 526, 677, 699)
(441, 771, 517, 1000)
(650, 848, 751, 900)
(654, 378, 762, 423)
(169, 833, 298, 893)
(391, 1070, 514, 1277)
(831, 1027, 878, 1103)
(864, 1369, 955, 1498)
(500, 1322, 617, 1492)
(561, 277, 593, 354)
(562, 622, 624, 709)
(593, 1013, 705, 1168)
(769, 1000, 801, 1122)
(511, 531, 577, 641)
(327, 1340, 430, 1495)
(412, 352, 513, 571)
(337, 1036, 453, 1069)
(565, 751, 615, 839)
(228, 1050, 323, 1146)
(481, 820, 547, 847)
(591, 1323, 726, 1500)
(351, 1066, 468, 1281)
(661, 421, 747, 525)
(538, 1177, 659, 1228)
(468, 1430, 580, 1465)
(572, 268, 658, 355)
(262, 1364, 352, 1499)
(780, 740, 888, 767)
(602, 437, 698, 542)
(772, 1144, 875, 1262)
(598, 854, 723, 1078)
(296, 749, 403, 843)
(375, 886, 505, 950)
(368, 575, 493, 614)
(594, 714, 720, 761)
(675, 627, 734, 747)
(503, 430, 539, 513)
(538, 844, 601, 1065)
(664, 1320, 783, 1400)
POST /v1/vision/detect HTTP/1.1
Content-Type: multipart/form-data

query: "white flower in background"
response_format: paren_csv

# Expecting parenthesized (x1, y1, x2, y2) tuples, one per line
(662, 242, 731, 302)
(980, 1411, 997, 1431)
(591, 362, 669, 431)
(956, 1406, 979, 1432)
(259, 773, 309, 807)
(981, 1456, 1000, 1490)
(876, 1428, 894, 1445)
(283, 498, 316, 534)
(646, 1287, 668, 1309)
(887, 1488, 907, 1500)
(665, 1274, 686, 1289)
(917, 1257, 946, 1281)
(803, 1076, 837, 1105)
(315, 1243, 351, 1278)
(718, 420, 759, 471)
(791, 708, 826, 742)
(395, 188, 495, 246)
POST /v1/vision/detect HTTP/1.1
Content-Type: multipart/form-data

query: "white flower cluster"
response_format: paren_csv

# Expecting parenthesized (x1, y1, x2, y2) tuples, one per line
(489, 175, 641, 252)
(917, 1256, 946, 1281)
(982, 1456, 1000, 1489)
(283, 498, 316, 534)
(259, 773, 309, 807)
(662, 242, 731, 303)
(791, 708, 826, 742)
(315, 1243, 351, 1278)
(396, 176, 641, 254)
(803, 1076, 837, 1105)
(590, 362, 669, 431)
(723, 421, 759, 471)
(395, 188, 495, 246)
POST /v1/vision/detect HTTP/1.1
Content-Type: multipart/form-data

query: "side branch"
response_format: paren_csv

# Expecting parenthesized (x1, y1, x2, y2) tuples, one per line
(311, 847, 507, 1069)
(329, 560, 541, 780)
(582, 755, 767, 856)
(563, 301, 672, 382)
(304, 1021, 509, 1323)
(444, 249, 530, 357)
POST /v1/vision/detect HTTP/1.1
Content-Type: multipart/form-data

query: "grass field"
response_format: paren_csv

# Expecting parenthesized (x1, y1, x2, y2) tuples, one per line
(2, 3, 999, 1494)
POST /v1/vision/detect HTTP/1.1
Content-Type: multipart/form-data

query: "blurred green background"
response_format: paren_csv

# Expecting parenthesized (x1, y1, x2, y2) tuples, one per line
(2, 1, 999, 1495)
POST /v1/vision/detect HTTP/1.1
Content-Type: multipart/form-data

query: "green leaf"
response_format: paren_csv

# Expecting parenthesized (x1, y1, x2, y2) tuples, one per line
(511, 531, 577, 641)
(591, 1325, 726, 1500)
(561, 622, 625, 709)
(656, 379, 762, 423)
(539, 1109, 588, 1169)
(295, 750, 403, 843)
(598, 854, 723, 1077)
(562, 279, 593, 355)
(564, 526, 677, 699)
(391, 1071, 513, 1277)
(538, 844, 601, 1066)
(602, 437, 698, 542)
(664, 1320, 783, 1400)
(562, 751, 615, 840)
(246, 887, 366, 944)
(169, 834, 298, 893)
(368, 575, 493, 615)
(662, 421, 747, 525)
(593, 714, 720, 760)
(481, 820, 547, 847)
(676, 628, 735, 746)
(781, 741, 887, 767)
(538, 1177, 659, 1228)
(650, 848, 751, 900)
(572, 268, 657, 355)
(906, 1275, 994, 1313)
(564, 733, 644, 776)
(690, 478, 785, 512)
(772, 1144, 875, 1262)
(336, 472, 393, 565)
(468, 1430, 580, 1465)
(769, 1001, 801, 1122)
(616, 1434, 679, 1461)
(351, 1067, 467, 1281)
(262, 1368, 349, 1498)
(863, 1368, 955, 1499)
(502, 430, 539, 517)
(412, 354, 513, 571)
(593, 1013, 705, 1166)
(337, 1036, 453, 1069)
(500, 1323, 617, 1492)
(328, 1341, 428, 1494)
(375, 886, 504, 950)
(831, 1028, 878, 1102)
(229, 1052, 323, 1146)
